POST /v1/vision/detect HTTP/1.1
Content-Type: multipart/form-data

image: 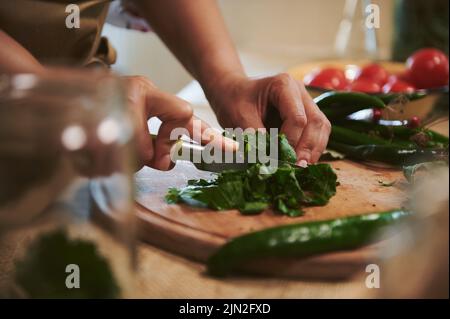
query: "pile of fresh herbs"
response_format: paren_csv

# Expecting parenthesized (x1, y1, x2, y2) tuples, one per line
(166, 134, 337, 217)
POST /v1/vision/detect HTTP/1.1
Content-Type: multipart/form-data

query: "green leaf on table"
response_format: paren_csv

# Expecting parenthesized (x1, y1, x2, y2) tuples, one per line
(14, 229, 120, 298)
(403, 161, 449, 184)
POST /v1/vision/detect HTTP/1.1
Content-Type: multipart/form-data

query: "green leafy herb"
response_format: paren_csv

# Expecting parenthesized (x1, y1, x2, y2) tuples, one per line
(166, 134, 337, 217)
(240, 202, 269, 215)
(278, 133, 297, 163)
(166, 163, 337, 216)
(165, 188, 182, 204)
(14, 229, 120, 298)
(165, 134, 337, 216)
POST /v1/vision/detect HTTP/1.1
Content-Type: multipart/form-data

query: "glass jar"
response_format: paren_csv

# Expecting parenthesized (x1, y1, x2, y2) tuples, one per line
(333, 0, 379, 60)
(0, 70, 137, 298)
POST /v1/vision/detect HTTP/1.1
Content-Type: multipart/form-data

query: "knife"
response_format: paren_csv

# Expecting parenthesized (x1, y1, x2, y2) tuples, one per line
(169, 138, 302, 173)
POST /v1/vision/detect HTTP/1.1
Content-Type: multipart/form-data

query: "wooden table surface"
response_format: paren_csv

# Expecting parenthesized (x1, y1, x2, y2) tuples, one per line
(113, 120, 450, 298)
(1, 122, 447, 298)
(134, 242, 372, 298)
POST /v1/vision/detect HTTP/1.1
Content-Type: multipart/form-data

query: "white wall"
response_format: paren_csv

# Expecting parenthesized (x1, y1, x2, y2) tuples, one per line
(102, 23, 193, 94)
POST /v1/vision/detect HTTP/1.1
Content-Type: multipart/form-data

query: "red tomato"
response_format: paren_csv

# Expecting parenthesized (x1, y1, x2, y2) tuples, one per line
(406, 48, 449, 89)
(347, 79, 381, 93)
(397, 71, 411, 82)
(382, 76, 416, 93)
(305, 68, 348, 90)
(356, 63, 390, 86)
(407, 116, 421, 129)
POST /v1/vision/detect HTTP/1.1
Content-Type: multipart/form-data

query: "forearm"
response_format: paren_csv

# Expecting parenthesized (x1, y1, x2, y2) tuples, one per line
(0, 30, 45, 74)
(132, 0, 245, 94)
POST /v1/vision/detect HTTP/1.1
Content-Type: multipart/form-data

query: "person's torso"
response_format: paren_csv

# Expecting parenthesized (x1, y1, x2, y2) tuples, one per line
(0, 0, 111, 66)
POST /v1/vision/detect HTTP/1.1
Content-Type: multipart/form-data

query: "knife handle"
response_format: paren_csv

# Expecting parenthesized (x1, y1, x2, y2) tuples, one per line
(149, 134, 244, 167)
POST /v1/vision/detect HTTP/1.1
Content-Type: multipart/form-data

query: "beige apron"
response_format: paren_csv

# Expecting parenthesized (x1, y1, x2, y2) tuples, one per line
(0, 0, 116, 67)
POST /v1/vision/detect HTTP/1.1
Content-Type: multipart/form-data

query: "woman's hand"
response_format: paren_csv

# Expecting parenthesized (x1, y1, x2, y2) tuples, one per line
(206, 73, 331, 165)
(124, 76, 237, 171)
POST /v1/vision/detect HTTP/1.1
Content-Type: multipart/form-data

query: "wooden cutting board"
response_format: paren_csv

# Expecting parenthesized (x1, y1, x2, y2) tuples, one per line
(134, 160, 407, 279)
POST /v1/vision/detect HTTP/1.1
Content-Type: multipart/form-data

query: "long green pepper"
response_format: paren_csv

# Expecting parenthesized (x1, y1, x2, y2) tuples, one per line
(207, 209, 410, 276)
(328, 141, 448, 166)
(314, 91, 385, 120)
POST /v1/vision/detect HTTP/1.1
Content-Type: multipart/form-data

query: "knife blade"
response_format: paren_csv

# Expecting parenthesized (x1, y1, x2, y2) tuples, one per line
(169, 139, 302, 173)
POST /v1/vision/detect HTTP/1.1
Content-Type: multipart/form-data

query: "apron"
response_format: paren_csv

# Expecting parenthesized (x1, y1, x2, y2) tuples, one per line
(0, 0, 116, 67)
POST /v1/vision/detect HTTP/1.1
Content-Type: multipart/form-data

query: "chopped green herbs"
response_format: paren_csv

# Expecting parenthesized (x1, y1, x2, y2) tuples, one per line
(166, 134, 337, 216)
(278, 133, 297, 163)
(166, 163, 337, 216)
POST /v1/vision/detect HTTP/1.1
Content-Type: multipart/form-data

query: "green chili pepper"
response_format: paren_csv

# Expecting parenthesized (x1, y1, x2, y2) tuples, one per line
(328, 141, 449, 166)
(331, 125, 394, 146)
(333, 120, 448, 148)
(263, 91, 385, 128)
(207, 209, 410, 277)
(314, 92, 385, 120)
(376, 91, 427, 105)
(335, 120, 449, 144)
(423, 129, 449, 145)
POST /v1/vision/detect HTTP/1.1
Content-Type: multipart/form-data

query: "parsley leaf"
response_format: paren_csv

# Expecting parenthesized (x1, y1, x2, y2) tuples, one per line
(165, 134, 337, 216)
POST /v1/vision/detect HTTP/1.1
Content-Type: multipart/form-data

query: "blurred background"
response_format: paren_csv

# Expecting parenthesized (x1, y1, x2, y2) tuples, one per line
(104, 0, 449, 131)
(104, 0, 396, 94)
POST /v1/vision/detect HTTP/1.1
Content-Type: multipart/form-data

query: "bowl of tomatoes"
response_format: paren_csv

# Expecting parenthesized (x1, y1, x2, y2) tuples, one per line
(288, 48, 449, 121)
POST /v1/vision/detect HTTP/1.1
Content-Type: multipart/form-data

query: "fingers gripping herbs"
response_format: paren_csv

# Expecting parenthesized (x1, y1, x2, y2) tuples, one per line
(166, 134, 337, 217)
(222, 129, 297, 164)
